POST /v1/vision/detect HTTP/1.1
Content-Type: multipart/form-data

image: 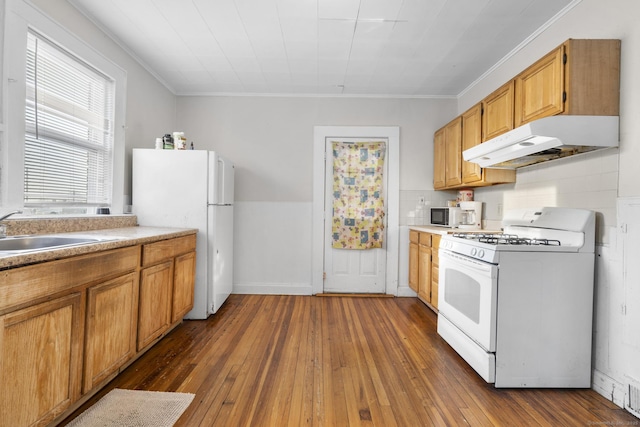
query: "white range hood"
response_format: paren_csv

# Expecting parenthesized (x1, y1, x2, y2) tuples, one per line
(463, 115, 619, 169)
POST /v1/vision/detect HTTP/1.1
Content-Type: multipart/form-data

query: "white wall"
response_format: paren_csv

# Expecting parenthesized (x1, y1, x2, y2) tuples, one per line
(458, 0, 640, 408)
(176, 96, 456, 294)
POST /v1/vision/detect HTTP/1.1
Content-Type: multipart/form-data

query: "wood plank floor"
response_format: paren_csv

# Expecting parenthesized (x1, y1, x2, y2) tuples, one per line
(61, 295, 638, 426)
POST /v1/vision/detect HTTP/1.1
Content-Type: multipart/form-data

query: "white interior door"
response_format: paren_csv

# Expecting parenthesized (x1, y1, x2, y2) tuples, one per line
(323, 138, 387, 293)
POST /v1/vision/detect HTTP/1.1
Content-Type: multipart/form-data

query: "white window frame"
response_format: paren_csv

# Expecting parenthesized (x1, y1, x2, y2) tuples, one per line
(2, 0, 126, 214)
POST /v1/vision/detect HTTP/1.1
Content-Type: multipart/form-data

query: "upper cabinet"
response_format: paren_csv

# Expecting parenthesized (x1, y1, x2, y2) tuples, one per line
(482, 81, 515, 142)
(433, 39, 620, 191)
(514, 45, 564, 126)
(514, 39, 620, 127)
(433, 128, 446, 189)
(434, 103, 516, 190)
(444, 117, 462, 188)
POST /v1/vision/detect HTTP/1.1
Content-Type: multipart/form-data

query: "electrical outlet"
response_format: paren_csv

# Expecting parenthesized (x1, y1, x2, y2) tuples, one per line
(418, 196, 425, 205)
(497, 203, 503, 216)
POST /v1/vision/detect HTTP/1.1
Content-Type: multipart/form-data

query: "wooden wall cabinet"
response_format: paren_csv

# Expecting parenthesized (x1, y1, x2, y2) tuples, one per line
(515, 39, 620, 128)
(444, 117, 462, 188)
(433, 129, 446, 189)
(482, 80, 515, 142)
(433, 39, 618, 190)
(433, 117, 463, 190)
(408, 230, 440, 312)
(462, 103, 516, 187)
(434, 103, 515, 190)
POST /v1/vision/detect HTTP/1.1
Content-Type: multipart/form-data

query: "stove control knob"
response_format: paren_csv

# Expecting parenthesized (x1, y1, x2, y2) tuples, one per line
(478, 249, 485, 258)
(471, 248, 477, 256)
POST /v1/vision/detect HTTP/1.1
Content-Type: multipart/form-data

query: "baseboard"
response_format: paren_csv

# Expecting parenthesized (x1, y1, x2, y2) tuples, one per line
(233, 283, 313, 295)
(316, 293, 394, 298)
(397, 286, 418, 297)
(592, 369, 627, 408)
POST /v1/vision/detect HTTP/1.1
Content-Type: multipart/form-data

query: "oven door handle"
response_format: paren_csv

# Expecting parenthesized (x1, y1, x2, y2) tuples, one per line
(440, 250, 494, 274)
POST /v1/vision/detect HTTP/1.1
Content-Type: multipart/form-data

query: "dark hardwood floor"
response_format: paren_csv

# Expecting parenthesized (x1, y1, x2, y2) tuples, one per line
(62, 294, 638, 426)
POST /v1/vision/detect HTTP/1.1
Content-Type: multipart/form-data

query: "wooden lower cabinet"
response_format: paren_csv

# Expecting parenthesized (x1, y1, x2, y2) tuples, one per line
(139, 234, 197, 350)
(408, 230, 441, 312)
(83, 272, 139, 392)
(431, 235, 441, 310)
(408, 231, 419, 293)
(172, 251, 196, 322)
(0, 233, 197, 426)
(417, 243, 431, 303)
(0, 293, 84, 427)
(138, 261, 174, 351)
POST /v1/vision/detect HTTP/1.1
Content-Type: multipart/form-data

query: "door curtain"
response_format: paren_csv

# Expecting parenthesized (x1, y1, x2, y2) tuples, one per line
(331, 141, 386, 250)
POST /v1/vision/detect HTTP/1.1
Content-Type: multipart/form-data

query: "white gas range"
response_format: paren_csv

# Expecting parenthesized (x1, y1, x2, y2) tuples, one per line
(437, 207, 596, 388)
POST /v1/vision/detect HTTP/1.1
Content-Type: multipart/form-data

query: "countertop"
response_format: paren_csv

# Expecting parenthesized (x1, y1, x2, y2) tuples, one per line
(0, 226, 198, 270)
(409, 225, 502, 235)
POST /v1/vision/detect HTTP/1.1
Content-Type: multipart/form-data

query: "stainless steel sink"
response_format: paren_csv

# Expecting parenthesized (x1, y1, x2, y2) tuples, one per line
(0, 235, 119, 253)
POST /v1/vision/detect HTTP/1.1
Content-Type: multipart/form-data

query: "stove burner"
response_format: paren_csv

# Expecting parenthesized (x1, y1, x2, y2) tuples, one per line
(452, 232, 562, 246)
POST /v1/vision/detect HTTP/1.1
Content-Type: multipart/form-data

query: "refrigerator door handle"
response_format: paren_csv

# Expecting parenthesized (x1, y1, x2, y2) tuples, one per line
(208, 152, 235, 205)
(217, 156, 235, 205)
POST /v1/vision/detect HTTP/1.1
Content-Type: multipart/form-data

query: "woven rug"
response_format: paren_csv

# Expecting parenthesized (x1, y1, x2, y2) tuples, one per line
(67, 388, 195, 427)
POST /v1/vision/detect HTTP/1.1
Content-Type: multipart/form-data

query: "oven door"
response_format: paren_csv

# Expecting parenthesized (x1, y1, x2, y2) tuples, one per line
(437, 249, 498, 352)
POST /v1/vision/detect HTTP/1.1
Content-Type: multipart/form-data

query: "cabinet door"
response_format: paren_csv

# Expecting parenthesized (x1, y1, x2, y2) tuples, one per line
(482, 80, 514, 141)
(461, 103, 483, 184)
(409, 242, 419, 293)
(0, 293, 83, 427)
(444, 117, 462, 187)
(431, 235, 441, 310)
(433, 128, 446, 189)
(417, 243, 431, 303)
(138, 261, 173, 351)
(172, 251, 196, 322)
(514, 45, 565, 127)
(84, 272, 139, 392)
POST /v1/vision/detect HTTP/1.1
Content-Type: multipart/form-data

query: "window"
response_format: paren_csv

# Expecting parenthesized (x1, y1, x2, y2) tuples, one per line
(24, 30, 115, 207)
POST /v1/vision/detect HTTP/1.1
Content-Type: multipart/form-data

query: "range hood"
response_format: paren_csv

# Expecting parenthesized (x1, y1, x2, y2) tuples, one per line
(463, 115, 619, 169)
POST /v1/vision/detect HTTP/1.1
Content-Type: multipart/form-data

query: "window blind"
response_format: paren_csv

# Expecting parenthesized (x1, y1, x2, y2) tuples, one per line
(25, 30, 115, 206)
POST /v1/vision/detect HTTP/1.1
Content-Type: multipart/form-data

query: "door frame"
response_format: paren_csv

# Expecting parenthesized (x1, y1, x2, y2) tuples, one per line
(312, 126, 399, 295)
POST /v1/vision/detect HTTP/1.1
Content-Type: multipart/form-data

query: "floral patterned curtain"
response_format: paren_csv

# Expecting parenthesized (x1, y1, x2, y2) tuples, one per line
(331, 141, 386, 249)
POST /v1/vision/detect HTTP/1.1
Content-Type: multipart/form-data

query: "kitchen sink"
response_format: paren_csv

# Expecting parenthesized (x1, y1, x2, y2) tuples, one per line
(0, 235, 120, 253)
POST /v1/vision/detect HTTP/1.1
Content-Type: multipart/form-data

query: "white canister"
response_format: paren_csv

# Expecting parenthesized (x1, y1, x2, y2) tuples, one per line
(173, 132, 187, 150)
(155, 138, 163, 149)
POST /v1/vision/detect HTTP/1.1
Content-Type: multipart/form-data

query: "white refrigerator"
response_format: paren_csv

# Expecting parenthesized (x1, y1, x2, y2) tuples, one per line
(132, 149, 234, 319)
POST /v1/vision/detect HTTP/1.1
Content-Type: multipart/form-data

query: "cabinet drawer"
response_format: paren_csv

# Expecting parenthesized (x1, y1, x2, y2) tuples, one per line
(0, 246, 140, 313)
(409, 230, 419, 244)
(419, 232, 432, 246)
(142, 234, 197, 267)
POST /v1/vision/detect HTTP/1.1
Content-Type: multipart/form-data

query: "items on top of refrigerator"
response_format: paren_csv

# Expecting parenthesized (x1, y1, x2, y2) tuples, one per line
(158, 132, 189, 150)
(173, 132, 187, 149)
(162, 133, 174, 149)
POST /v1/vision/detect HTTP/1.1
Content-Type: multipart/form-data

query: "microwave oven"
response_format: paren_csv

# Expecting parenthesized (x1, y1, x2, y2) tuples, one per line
(429, 207, 462, 227)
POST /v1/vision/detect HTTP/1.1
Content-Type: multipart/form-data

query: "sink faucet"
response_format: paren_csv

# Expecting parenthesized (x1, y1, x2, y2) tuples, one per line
(0, 210, 22, 238)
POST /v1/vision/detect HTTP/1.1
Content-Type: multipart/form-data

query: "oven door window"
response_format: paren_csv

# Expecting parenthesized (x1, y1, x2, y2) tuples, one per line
(444, 269, 481, 323)
(438, 250, 498, 352)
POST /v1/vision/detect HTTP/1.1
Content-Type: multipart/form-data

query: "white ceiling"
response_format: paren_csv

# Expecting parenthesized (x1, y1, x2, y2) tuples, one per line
(68, 0, 576, 97)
